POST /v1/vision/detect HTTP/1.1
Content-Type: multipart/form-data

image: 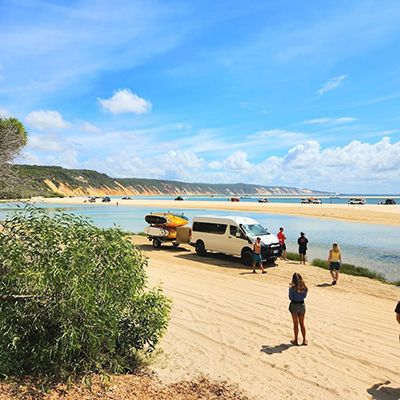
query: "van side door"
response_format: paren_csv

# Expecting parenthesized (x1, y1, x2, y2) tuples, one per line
(226, 224, 248, 256)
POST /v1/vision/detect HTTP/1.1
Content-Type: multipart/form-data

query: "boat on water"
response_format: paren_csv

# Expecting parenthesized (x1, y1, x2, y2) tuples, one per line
(258, 198, 269, 203)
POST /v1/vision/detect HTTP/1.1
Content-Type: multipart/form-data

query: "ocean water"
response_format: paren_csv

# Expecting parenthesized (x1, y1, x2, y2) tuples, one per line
(0, 202, 399, 282)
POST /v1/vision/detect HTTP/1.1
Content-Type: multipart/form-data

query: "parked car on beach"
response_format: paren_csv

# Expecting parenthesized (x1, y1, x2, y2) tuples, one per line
(190, 215, 282, 265)
(348, 198, 366, 205)
(102, 196, 111, 203)
(258, 198, 269, 203)
(301, 197, 322, 204)
(379, 198, 396, 205)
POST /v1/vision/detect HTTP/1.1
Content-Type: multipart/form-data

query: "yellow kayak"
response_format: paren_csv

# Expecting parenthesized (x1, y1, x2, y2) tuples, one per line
(145, 213, 188, 228)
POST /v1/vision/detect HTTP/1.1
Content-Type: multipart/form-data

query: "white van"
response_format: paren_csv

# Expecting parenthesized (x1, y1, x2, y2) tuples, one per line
(190, 215, 282, 265)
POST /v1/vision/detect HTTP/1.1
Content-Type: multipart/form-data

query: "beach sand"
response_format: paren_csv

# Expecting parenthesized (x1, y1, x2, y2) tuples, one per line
(39, 197, 400, 226)
(133, 236, 400, 400)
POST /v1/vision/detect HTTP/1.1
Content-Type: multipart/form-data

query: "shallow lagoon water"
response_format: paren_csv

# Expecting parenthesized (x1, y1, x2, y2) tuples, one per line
(0, 202, 399, 282)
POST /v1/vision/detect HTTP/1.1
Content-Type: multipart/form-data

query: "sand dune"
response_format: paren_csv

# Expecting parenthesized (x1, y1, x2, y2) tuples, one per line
(133, 237, 400, 400)
(39, 197, 400, 226)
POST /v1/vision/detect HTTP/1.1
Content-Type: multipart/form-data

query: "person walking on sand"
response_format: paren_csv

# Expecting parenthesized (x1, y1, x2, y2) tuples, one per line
(277, 227, 287, 260)
(289, 273, 308, 346)
(328, 243, 342, 286)
(253, 237, 266, 274)
(297, 232, 308, 264)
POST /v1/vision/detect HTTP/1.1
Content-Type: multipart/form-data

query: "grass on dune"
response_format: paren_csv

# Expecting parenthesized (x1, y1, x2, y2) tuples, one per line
(285, 252, 399, 286)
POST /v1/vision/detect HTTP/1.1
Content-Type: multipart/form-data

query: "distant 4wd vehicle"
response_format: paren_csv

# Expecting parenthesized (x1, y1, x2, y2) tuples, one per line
(190, 215, 282, 265)
(379, 198, 396, 205)
(348, 198, 366, 205)
(102, 196, 111, 203)
(300, 197, 322, 204)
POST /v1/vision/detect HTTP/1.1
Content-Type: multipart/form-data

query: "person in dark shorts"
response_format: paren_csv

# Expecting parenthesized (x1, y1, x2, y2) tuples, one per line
(289, 272, 308, 346)
(395, 301, 400, 341)
(297, 232, 308, 264)
(328, 243, 342, 286)
(277, 227, 287, 260)
(252, 237, 265, 274)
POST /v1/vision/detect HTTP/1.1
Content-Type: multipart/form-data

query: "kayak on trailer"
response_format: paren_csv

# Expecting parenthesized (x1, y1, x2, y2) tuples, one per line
(144, 212, 189, 248)
(144, 213, 189, 228)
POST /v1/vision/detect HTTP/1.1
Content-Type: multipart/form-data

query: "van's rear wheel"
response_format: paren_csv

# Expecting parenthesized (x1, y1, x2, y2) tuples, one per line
(195, 241, 207, 256)
(241, 249, 253, 266)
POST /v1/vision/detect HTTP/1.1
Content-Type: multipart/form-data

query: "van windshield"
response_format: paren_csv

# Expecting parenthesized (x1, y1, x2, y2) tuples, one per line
(241, 224, 269, 236)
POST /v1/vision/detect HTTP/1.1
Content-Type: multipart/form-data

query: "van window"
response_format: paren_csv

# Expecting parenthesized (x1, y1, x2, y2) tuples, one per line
(230, 225, 238, 236)
(193, 222, 227, 235)
(242, 224, 269, 236)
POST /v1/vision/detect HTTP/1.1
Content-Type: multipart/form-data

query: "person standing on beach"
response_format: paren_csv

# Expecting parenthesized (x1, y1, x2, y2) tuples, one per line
(395, 301, 400, 341)
(253, 237, 265, 274)
(297, 232, 308, 264)
(277, 227, 287, 260)
(328, 243, 342, 286)
(289, 273, 308, 346)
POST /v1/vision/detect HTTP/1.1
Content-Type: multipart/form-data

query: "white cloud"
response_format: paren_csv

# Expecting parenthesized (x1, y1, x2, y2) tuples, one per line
(318, 75, 347, 95)
(25, 110, 69, 130)
(214, 137, 400, 191)
(79, 121, 101, 133)
(224, 151, 252, 171)
(0, 107, 12, 118)
(28, 134, 65, 153)
(209, 161, 223, 169)
(98, 89, 152, 115)
(303, 117, 356, 125)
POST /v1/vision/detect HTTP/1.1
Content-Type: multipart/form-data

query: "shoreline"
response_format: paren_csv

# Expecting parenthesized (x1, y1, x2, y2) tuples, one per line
(31, 197, 400, 226)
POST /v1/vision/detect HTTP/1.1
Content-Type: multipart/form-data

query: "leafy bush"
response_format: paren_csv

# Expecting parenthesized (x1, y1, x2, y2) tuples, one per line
(0, 208, 171, 378)
(311, 258, 387, 282)
(285, 252, 301, 261)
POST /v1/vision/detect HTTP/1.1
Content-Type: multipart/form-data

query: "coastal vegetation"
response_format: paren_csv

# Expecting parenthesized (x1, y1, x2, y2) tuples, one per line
(0, 118, 28, 198)
(1, 164, 327, 199)
(0, 208, 171, 378)
(285, 252, 399, 286)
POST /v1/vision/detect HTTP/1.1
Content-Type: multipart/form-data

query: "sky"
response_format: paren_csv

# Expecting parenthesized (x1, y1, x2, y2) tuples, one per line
(1, 0, 400, 193)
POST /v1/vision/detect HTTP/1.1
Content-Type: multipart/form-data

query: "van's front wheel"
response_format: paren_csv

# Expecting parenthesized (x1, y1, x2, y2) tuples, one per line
(195, 240, 207, 256)
(241, 248, 253, 266)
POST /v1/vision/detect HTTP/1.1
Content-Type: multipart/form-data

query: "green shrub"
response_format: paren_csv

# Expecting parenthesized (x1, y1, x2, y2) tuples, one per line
(285, 252, 301, 261)
(311, 258, 387, 282)
(0, 208, 171, 378)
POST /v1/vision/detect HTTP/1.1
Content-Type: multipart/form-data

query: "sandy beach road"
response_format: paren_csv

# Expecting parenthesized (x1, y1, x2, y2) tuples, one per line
(132, 236, 400, 400)
(39, 197, 400, 226)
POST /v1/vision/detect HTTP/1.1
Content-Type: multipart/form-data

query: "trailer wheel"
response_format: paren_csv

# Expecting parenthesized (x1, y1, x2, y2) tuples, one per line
(153, 238, 162, 248)
(172, 242, 180, 247)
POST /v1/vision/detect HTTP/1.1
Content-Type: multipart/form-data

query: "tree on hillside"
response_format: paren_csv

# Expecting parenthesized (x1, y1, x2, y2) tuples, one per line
(0, 117, 28, 197)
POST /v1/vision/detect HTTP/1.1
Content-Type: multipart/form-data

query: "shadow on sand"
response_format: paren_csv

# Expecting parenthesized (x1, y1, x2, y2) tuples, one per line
(260, 343, 293, 355)
(316, 283, 333, 287)
(367, 381, 400, 400)
(138, 242, 278, 272)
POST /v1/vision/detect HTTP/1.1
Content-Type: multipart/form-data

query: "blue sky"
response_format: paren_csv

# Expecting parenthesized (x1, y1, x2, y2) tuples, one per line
(1, 0, 400, 192)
